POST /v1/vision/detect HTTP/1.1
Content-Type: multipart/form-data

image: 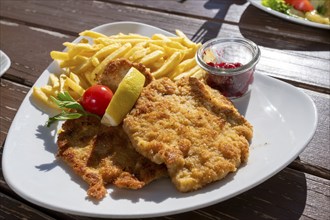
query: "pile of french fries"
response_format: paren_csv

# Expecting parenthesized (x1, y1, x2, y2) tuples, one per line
(33, 29, 206, 109)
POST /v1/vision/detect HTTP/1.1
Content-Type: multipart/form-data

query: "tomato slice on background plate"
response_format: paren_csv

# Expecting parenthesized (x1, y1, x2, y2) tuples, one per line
(285, 0, 314, 12)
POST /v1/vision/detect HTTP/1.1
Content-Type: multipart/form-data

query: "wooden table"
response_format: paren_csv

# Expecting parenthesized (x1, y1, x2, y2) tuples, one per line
(1, 0, 329, 219)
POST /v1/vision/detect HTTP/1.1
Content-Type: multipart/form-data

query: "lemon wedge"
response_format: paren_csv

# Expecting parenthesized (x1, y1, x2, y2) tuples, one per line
(101, 67, 145, 126)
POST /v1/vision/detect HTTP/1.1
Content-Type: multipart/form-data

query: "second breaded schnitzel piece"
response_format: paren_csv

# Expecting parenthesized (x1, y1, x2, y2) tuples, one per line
(123, 77, 253, 192)
(98, 58, 153, 92)
(57, 116, 167, 200)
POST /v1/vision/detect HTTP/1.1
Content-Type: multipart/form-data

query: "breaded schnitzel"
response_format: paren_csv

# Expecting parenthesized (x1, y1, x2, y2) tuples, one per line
(97, 58, 153, 92)
(123, 77, 253, 192)
(57, 116, 167, 200)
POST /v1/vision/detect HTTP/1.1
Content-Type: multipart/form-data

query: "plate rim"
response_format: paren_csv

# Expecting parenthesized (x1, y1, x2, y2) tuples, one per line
(2, 21, 318, 218)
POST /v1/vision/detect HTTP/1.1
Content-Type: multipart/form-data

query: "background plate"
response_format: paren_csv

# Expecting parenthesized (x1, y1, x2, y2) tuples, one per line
(0, 50, 11, 77)
(2, 22, 318, 218)
(248, 0, 330, 29)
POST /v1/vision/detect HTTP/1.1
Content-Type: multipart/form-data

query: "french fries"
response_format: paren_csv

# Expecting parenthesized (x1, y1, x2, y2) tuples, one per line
(33, 29, 206, 109)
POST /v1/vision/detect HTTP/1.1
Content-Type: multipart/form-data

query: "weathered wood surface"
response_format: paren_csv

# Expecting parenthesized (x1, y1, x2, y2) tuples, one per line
(1, 0, 329, 90)
(0, 0, 329, 219)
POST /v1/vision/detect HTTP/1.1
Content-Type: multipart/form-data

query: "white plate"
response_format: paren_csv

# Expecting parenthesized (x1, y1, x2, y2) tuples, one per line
(0, 50, 11, 77)
(248, 0, 330, 29)
(2, 22, 318, 218)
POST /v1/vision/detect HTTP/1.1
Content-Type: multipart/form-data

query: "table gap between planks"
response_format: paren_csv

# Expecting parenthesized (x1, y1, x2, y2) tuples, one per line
(0, 0, 329, 219)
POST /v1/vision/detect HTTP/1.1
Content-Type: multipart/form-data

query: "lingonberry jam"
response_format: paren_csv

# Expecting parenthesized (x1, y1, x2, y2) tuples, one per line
(205, 62, 254, 97)
(196, 37, 260, 99)
(206, 62, 242, 69)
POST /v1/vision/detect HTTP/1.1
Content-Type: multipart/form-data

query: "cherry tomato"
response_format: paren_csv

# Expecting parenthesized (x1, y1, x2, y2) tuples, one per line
(285, 0, 314, 12)
(81, 85, 113, 116)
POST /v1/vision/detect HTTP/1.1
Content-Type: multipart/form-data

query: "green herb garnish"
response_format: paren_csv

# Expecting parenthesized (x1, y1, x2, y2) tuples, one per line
(262, 0, 290, 14)
(46, 91, 99, 127)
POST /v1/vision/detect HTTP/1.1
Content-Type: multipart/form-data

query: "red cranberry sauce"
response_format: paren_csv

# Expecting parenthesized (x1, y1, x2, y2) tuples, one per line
(206, 62, 242, 69)
(205, 62, 253, 98)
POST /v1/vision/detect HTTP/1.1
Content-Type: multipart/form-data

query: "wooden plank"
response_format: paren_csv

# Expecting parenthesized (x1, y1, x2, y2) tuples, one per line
(193, 169, 330, 220)
(299, 90, 330, 170)
(106, 0, 330, 45)
(0, 20, 74, 87)
(290, 159, 330, 180)
(0, 79, 30, 145)
(106, 0, 248, 23)
(0, 1, 329, 91)
(1, 0, 329, 44)
(215, 24, 330, 92)
(0, 186, 93, 220)
(0, 154, 94, 220)
(0, 0, 205, 43)
(303, 173, 330, 220)
(0, 192, 55, 220)
(104, 0, 330, 45)
(240, 5, 330, 46)
(169, 169, 330, 220)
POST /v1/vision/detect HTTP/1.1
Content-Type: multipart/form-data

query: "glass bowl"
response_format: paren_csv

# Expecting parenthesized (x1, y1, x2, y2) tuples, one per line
(196, 37, 261, 99)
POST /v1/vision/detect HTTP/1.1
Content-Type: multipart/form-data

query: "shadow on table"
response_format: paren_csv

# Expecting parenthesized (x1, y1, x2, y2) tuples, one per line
(166, 166, 307, 220)
(191, 0, 246, 43)
(239, 5, 330, 51)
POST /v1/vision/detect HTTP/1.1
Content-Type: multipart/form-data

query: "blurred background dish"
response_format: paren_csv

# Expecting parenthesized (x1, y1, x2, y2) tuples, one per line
(0, 50, 11, 77)
(248, 0, 330, 29)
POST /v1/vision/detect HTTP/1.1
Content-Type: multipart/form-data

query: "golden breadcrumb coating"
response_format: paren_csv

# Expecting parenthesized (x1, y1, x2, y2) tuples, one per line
(57, 116, 167, 200)
(123, 77, 253, 192)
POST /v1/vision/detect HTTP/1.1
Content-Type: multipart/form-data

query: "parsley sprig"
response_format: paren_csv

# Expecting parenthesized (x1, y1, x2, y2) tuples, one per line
(46, 91, 99, 127)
